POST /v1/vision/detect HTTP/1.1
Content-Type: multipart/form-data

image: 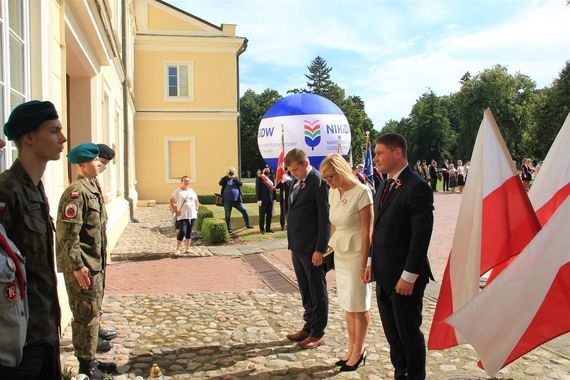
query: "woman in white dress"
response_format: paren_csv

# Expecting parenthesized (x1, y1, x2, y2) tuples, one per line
(320, 154, 373, 371)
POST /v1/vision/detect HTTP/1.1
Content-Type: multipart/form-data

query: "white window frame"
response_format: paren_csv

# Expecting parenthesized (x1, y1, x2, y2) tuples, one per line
(164, 136, 196, 184)
(164, 61, 194, 102)
(0, 0, 30, 171)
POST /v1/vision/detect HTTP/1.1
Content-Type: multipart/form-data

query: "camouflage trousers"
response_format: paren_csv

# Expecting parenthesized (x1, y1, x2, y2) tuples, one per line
(63, 271, 103, 360)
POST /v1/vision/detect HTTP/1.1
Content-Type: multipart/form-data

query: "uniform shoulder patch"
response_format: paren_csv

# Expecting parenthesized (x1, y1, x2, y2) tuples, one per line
(64, 203, 78, 218)
(4, 282, 17, 302)
(70, 192, 79, 198)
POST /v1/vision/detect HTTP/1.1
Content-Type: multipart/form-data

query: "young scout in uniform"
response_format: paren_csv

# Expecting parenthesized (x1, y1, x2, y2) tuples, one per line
(56, 143, 116, 379)
(0, 100, 65, 379)
(94, 143, 118, 346)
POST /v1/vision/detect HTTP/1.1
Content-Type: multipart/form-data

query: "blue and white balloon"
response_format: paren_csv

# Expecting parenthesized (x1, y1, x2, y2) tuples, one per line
(257, 93, 351, 170)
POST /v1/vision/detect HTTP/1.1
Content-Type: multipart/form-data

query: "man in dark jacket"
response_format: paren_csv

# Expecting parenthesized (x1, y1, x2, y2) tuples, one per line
(255, 166, 276, 234)
(284, 149, 330, 349)
(219, 167, 253, 233)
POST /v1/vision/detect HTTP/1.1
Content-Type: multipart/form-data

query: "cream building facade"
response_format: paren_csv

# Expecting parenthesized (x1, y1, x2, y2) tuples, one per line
(1, 0, 137, 327)
(134, 0, 247, 202)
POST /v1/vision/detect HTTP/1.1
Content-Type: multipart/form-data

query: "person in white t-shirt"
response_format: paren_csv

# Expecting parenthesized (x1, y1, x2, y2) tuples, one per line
(169, 176, 199, 255)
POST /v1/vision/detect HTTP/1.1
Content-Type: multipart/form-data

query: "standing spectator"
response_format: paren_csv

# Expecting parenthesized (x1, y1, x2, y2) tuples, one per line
(373, 165, 384, 193)
(442, 159, 450, 192)
(354, 164, 367, 185)
(449, 164, 457, 192)
(521, 158, 532, 191)
(169, 176, 199, 255)
(320, 154, 373, 372)
(56, 143, 116, 378)
(429, 160, 438, 191)
(219, 167, 253, 233)
(276, 169, 292, 231)
(284, 148, 330, 349)
(456, 160, 466, 193)
(0, 100, 65, 379)
(255, 166, 276, 234)
(421, 161, 430, 182)
(365, 133, 434, 380)
(464, 160, 470, 180)
(414, 161, 423, 178)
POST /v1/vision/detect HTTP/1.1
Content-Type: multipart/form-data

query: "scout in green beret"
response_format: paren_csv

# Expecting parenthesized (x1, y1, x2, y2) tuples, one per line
(56, 143, 116, 378)
(0, 100, 65, 378)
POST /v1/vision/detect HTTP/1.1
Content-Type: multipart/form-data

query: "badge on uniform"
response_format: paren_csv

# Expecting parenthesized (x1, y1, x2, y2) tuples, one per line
(71, 192, 79, 198)
(64, 203, 78, 218)
(4, 282, 17, 302)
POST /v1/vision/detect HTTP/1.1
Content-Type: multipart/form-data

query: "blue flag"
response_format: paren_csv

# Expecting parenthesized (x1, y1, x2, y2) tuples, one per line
(363, 140, 374, 189)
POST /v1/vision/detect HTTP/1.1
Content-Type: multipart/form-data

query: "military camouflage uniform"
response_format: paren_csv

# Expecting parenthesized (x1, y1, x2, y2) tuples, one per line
(0, 160, 61, 344)
(56, 176, 106, 360)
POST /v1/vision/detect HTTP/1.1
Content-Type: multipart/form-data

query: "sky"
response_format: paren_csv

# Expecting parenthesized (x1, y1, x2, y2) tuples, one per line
(169, 0, 570, 129)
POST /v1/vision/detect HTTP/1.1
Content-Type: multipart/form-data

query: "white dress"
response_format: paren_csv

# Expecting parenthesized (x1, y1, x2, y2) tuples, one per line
(329, 183, 373, 312)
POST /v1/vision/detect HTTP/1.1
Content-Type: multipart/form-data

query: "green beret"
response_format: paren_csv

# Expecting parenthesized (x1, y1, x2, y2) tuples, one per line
(97, 144, 115, 160)
(67, 143, 100, 164)
(3, 100, 59, 140)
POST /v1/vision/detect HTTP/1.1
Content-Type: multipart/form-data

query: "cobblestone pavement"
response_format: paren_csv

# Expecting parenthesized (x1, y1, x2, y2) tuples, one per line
(59, 195, 570, 379)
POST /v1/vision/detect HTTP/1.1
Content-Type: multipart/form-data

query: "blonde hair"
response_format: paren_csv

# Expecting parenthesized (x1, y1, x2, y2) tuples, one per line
(319, 153, 356, 184)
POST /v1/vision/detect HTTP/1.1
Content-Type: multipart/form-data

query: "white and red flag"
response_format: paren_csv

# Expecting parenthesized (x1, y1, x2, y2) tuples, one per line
(447, 198, 570, 377)
(529, 112, 570, 226)
(275, 125, 286, 184)
(428, 108, 541, 349)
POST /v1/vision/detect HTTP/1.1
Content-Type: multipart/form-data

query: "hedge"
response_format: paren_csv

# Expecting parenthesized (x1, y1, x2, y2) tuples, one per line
(196, 206, 214, 231)
(198, 192, 257, 204)
(202, 218, 229, 244)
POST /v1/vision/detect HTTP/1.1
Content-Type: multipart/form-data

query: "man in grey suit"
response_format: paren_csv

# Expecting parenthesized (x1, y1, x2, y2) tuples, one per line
(284, 149, 330, 349)
(365, 134, 434, 380)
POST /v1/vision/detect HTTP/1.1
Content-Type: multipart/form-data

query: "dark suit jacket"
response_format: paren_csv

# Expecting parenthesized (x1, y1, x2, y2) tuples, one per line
(372, 165, 434, 289)
(287, 168, 330, 255)
(255, 175, 276, 204)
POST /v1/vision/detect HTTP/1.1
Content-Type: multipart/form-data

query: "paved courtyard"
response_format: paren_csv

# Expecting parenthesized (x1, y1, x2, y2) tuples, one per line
(59, 193, 570, 379)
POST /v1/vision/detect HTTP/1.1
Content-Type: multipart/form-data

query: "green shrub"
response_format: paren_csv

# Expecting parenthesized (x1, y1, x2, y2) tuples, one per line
(242, 193, 256, 203)
(196, 206, 214, 231)
(241, 184, 256, 194)
(202, 218, 229, 243)
(198, 194, 216, 204)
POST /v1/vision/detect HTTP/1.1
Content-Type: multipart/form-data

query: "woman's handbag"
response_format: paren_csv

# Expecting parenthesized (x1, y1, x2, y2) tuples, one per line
(215, 193, 223, 207)
(323, 247, 335, 272)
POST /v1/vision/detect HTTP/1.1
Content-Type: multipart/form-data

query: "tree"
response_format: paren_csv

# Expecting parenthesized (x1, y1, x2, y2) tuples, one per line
(528, 61, 570, 158)
(239, 89, 282, 175)
(341, 95, 374, 164)
(305, 56, 335, 97)
(454, 65, 537, 160)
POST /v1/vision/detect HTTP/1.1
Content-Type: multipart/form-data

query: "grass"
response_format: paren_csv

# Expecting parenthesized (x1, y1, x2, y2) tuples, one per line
(205, 202, 287, 243)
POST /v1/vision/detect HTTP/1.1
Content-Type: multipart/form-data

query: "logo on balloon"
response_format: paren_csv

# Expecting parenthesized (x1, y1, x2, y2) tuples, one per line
(304, 120, 321, 150)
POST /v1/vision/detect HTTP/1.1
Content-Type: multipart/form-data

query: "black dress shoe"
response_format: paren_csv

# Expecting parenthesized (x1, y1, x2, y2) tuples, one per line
(96, 339, 113, 353)
(97, 360, 117, 373)
(335, 359, 348, 366)
(266, 229, 274, 233)
(260, 230, 265, 234)
(98, 328, 117, 341)
(78, 358, 105, 380)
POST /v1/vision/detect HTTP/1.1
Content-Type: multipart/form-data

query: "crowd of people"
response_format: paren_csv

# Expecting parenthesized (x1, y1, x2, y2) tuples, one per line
(0, 101, 118, 379)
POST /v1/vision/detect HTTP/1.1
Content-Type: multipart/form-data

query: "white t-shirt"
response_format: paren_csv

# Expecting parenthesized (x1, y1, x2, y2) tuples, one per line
(172, 187, 198, 220)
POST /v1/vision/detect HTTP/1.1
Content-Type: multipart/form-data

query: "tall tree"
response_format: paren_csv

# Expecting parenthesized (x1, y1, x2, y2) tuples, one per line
(455, 65, 536, 160)
(239, 89, 282, 175)
(305, 56, 335, 97)
(528, 61, 570, 158)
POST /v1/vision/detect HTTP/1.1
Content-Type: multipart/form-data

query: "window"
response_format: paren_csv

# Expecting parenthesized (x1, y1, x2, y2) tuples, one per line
(0, 0, 29, 171)
(164, 136, 196, 183)
(165, 62, 193, 101)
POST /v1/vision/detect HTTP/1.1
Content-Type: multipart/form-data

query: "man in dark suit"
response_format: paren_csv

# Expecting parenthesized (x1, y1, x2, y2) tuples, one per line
(429, 160, 438, 192)
(276, 169, 292, 231)
(364, 134, 434, 380)
(284, 148, 330, 349)
(255, 166, 276, 234)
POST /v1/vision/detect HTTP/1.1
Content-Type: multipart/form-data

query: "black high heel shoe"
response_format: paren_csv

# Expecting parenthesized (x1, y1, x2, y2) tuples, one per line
(339, 350, 367, 372)
(335, 358, 348, 366)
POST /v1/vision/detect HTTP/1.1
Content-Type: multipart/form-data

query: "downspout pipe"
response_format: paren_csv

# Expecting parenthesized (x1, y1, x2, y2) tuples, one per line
(122, 0, 137, 222)
(236, 38, 248, 177)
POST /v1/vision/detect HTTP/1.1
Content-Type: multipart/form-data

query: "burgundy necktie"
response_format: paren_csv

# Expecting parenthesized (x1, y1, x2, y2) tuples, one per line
(380, 178, 395, 208)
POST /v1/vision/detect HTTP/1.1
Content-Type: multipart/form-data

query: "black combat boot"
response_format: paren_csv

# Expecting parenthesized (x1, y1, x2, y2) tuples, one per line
(97, 360, 117, 373)
(98, 327, 117, 341)
(78, 358, 105, 380)
(96, 338, 113, 353)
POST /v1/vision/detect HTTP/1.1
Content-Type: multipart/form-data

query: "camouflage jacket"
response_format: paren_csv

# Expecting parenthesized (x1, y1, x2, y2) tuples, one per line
(56, 177, 106, 273)
(0, 159, 60, 343)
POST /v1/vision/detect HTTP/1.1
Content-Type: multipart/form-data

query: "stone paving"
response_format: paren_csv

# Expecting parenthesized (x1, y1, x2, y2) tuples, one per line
(59, 195, 570, 379)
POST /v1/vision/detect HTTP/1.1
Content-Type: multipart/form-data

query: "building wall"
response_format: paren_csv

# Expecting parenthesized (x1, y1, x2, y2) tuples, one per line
(134, 0, 245, 201)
